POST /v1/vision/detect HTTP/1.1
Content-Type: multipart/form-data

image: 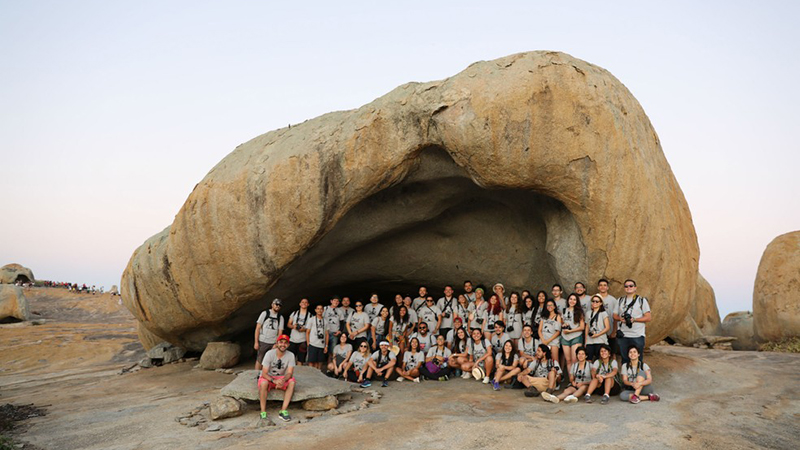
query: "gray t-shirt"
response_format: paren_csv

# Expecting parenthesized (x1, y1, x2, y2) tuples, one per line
(289, 310, 312, 343)
(517, 337, 537, 358)
(600, 294, 617, 336)
(418, 305, 442, 332)
(427, 346, 452, 361)
(616, 296, 651, 338)
(555, 298, 567, 315)
(485, 310, 502, 332)
(469, 301, 488, 329)
(622, 361, 651, 381)
(256, 310, 284, 344)
(410, 332, 436, 353)
(412, 296, 426, 312)
(261, 349, 296, 377)
(579, 295, 592, 317)
(337, 306, 355, 323)
(592, 359, 618, 377)
(371, 316, 390, 336)
(454, 302, 470, 324)
(437, 297, 457, 329)
(371, 350, 396, 366)
(333, 343, 353, 361)
(570, 361, 593, 384)
(496, 352, 519, 368)
(403, 351, 425, 371)
(464, 292, 476, 303)
(561, 308, 582, 340)
(468, 338, 492, 361)
(324, 306, 344, 332)
(540, 317, 561, 344)
(348, 312, 370, 338)
(348, 352, 370, 372)
(307, 315, 327, 348)
(364, 302, 384, 322)
(528, 359, 561, 378)
(506, 306, 523, 339)
(490, 332, 511, 355)
(585, 310, 610, 345)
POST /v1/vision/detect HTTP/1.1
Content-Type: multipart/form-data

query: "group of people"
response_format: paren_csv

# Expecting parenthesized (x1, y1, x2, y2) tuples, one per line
(38, 280, 109, 294)
(253, 279, 660, 422)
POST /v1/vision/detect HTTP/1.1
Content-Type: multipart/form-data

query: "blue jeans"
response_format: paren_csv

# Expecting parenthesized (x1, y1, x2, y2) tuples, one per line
(618, 335, 645, 365)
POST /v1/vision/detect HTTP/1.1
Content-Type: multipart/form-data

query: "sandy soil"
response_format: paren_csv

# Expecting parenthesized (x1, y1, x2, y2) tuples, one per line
(1, 288, 798, 449)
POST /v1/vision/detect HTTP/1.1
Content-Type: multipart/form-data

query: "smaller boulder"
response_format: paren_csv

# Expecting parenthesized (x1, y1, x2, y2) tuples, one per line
(302, 395, 338, 411)
(722, 311, 758, 350)
(0, 284, 30, 322)
(209, 396, 245, 420)
(199, 342, 241, 370)
(109, 285, 119, 295)
(0, 263, 35, 285)
(147, 342, 186, 364)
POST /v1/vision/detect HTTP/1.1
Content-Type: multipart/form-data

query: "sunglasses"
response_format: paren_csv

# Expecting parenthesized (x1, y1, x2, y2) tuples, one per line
(624, 285, 635, 288)
(591, 300, 601, 303)
(356, 304, 363, 307)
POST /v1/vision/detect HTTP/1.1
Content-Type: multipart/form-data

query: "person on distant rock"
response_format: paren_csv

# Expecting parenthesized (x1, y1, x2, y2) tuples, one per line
(518, 344, 561, 398)
(287, 298, 312, 365)
(468, 288, 488, 331)
(418, 296, 442, 335)
(546, 346, 592, 404)
(324, 296, 344, 364)
(463, 280, 476, 303)
(461, 327, 494, 384)
(305, 304, 329, 371)
(584, 294, 611, 361)
(437, 285, 457, 338)
(552, 284, 566, 314)
(254, 298, 284, 370)
(327, 333, 353, 378)
(420, 334, 452, 381)
(584, 344, 620, 404)
(364, 340, 397, 388)
(409, 322, 436, 353)
(619, 347, 660, 404)
(596, 279, 618, 357)
(343, 340, 371, 384)
(396, 337, 424, 383)
(491, 339, 520, 390)
(505, 292, 523, 344)
(538, 299, 562, 363)
(364, 293, 383, 323)
(370, 306, 393, 351)
(613, 279, 651, 365)
(258, 334, 295, 423)
(346, 301, 371, 349)
(412, 286, 428, 312)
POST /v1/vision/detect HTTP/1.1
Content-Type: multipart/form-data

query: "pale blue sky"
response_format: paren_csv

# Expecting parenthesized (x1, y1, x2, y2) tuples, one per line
(1, 1, 798, 318)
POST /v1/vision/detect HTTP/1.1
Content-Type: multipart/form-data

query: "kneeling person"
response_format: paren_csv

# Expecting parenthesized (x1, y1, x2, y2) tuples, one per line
(258, 334, 296, 423)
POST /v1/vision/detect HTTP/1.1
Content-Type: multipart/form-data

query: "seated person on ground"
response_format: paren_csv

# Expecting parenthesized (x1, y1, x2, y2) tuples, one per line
(258, 334, 296, 423)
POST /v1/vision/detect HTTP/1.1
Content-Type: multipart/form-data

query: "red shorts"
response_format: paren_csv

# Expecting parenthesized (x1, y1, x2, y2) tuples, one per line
(258, 375, 295, 390)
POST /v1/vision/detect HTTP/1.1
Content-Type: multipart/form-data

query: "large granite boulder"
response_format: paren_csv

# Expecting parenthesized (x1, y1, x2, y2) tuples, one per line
(221, 367, 351, 402)
(669, 273, 721, 345)
(121, 51, 700, 351)
(0, 284, 30, 322)
(722, 311, 757, 350)
(0, 263, 35, 285)
(753, 231, 800, 342)
(199, 342, 241, 369)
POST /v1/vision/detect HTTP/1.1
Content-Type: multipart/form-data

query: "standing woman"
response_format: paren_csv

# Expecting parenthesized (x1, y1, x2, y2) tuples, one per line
(560, 293, 585, 377)
(347, 301, 371, 350)
(371, 306, 393, 350)
(454, 294, 471, 328)
(492, 340, 520, 390)
(327, 333, 353, 378)
(505, 292, 523, 345)
(469, 288, 488, 331)
(620, 347, 660, 404)
(396, 337, 424, 383)
(531, 291, 547, 332)
(448, 327, 471, 377)
(521, 295, 536, 329)
(584, 344, 620, 404)
(483, 294, 505, 340)
(392, 305, 412, 356)
(584, 295, 610, 361)
(538, 299, 562, 364)
(344, 340, 371, 384)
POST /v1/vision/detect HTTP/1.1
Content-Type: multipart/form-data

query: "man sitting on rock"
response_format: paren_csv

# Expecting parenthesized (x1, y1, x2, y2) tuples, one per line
(258, 334, 296, 423)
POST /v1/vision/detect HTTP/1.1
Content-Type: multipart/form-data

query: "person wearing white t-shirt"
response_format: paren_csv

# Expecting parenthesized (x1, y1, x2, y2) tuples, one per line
(305, 304, 329, 371)
(614, 279, 652, 365)
(547, 347, 592, 404)
(254, 298, 284, 370)
(463, 280, 476, 303)
(584, 294, 611, 361)
(365, 341, 397, 388)
(436, 285, 457, 338)
(619, 346, 660, 404)
(597, 279, 618, 355)
(287, 298, 312, 365)
(584, 344, 620, 404)
(396, 337, 424, 383)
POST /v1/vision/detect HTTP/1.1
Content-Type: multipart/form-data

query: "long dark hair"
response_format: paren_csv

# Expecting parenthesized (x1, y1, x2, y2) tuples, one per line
(501, 340, 515, 366)
(394, 305, 410, 324)
(541, 299, 558, 320)
(566, 293, 585, 323)
(453, 327, 469, 353)
(380, 306, 391, 336)
(537, 343, 552, 361)
(409, 337, 421, 353)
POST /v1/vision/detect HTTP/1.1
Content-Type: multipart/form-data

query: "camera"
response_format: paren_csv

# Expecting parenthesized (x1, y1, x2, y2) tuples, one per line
(443, 312, 451, 319)
(507, 326, 515, 333)
(317, 331, 324, 340)
(477, 318, 484, 324)
(616, 330, 625, 339)
(623, 313, 633, 328)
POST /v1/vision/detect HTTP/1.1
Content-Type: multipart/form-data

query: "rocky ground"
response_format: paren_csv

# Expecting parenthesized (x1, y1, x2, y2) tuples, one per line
(1, 288, 798, 449)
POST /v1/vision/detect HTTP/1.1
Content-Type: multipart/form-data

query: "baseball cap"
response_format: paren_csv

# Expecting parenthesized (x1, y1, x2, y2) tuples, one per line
(277, 334, 290, 342)
(272, 298, 282, 306)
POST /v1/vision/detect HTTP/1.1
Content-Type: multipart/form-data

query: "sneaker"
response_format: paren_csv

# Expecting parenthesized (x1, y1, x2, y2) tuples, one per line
(564, 395, 578, 403)
(360, 380, 372, 388)
(492, 380, 501, 391)
(601, 394, 609, 405)
(461, 371, 472, 380)
(629, 394, 641, 404)
(649, 393, 661, 402)
(524, 387, 541, 398)
(483, 376, 490, 384)
(381, 380, 388, 387)
(454, 369, 462, 377)
(396, 377, 404, 382)
(584, 394, 592, 404)
(413, 377, 420, 383)
(278, 410, 291, 422)
(546, 388, 554, 394)
(542, 392, 560, 404)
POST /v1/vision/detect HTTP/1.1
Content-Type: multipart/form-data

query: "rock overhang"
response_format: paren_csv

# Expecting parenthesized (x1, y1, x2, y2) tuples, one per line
(122, 51, 700, 351)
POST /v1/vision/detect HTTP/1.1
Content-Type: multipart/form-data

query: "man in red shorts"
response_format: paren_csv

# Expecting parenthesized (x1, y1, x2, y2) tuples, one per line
(258, 334, 296, 423)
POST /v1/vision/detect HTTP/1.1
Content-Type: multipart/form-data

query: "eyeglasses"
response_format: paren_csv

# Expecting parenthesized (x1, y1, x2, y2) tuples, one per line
(359, 345, 368, 348)
(355, 304, 363, 307)
(591, 300, 601, 303)
(624, 285, 635, 288)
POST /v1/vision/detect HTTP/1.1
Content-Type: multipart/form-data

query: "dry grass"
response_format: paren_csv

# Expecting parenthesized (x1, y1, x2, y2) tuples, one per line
(759, 337, 800, 353)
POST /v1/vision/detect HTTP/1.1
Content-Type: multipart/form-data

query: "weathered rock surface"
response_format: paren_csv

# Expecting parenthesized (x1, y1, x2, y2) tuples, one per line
(137, 323, 166, 351)
(753, 231, 800, 342)
(209, 396, 245, 420)
(0, 263, 35, 284)
(145, 342, 186, 365)
(669, 273, 721, 345)
(0, 284, 30, 322)
(109, 285, 119, 295)
(221, 367, 350, 402)
(302, 395, 338, 411)
(199, 342, 241, 369)
(722, 311, 758, 350)
(121, 51, 700, 350)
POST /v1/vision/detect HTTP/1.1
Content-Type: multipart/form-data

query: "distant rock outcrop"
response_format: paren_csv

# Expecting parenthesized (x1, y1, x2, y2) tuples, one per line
(753, 230, 800, 342)
(669, 273, 721, 345)
(122, 51, 701, 351)
(0, 284, 30, 322)
(722, 311, 757, 350)
(0, 263, 35, 285)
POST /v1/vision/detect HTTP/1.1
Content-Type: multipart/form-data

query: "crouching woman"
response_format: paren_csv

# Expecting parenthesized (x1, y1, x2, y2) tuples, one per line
(620, 347, 660, 404)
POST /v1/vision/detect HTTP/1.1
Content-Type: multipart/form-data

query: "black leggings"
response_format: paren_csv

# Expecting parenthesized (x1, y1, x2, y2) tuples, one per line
(419, 364, 452, 380)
